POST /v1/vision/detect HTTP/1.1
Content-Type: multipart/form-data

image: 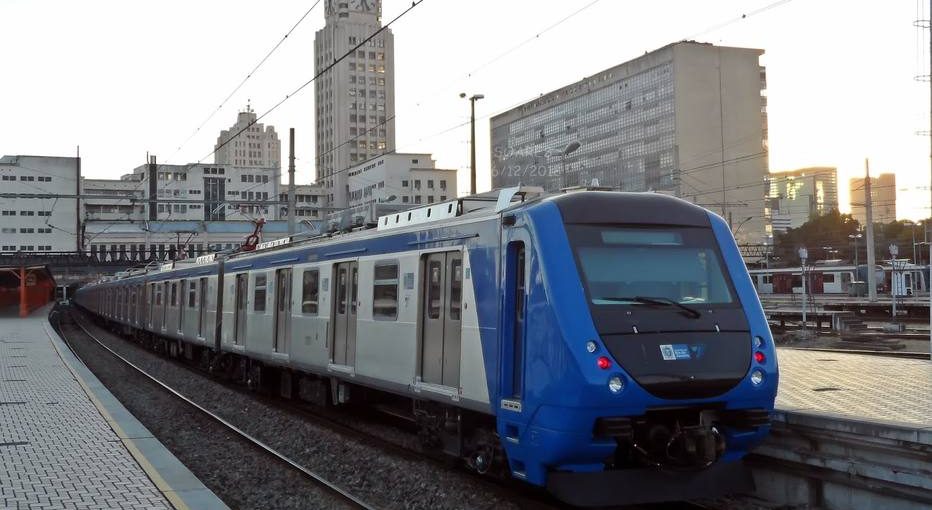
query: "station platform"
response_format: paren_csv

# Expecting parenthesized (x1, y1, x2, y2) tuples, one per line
(775, 347, 930, 428)
(756, 348, 931, 510)
(0, 307, 226, 510)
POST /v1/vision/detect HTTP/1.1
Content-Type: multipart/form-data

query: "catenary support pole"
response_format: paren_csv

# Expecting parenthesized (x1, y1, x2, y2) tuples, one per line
(288, 128, 296, 236)
(865, 159, 877, 302)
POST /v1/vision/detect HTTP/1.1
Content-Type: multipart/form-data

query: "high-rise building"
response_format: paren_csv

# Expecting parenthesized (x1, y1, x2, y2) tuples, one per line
(0, 155, 79, 252)
(850, 173, 896, 225)
(315, 0, 396, 209)
(490, 41, 769, 244)
(765, 167, 838, 233)
(214, 104, 281, 169)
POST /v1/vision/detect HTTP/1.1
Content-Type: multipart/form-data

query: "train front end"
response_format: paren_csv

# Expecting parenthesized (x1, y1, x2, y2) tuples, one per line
(497, 191, 777, 506)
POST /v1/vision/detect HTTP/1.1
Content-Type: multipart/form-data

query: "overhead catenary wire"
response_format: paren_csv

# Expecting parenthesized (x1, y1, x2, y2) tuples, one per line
(166, 0, 324, 164)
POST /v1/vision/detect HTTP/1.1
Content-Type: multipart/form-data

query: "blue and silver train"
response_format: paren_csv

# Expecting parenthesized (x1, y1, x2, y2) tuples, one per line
(74, 189, 778, 506)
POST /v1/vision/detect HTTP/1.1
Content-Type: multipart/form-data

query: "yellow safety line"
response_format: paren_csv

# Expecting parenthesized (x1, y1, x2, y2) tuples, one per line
(43, 321, 192, 510)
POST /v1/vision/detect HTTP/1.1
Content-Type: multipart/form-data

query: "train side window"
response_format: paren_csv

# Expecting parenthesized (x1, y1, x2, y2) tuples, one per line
(170, 282, 178, 307)
(373, 262, 399, 320)
(188, 280, 197, 308)
(155, 284, 163, 306)
(254, 274, 267, 312)
(449, 259, 463, 320)
(302, 269, 320, 314)
(427, 261, 442, 319)
(337, 268, 347, 314)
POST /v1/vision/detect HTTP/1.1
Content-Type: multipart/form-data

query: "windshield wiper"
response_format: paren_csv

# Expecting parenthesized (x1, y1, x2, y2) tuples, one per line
(597, 296, 702, 319)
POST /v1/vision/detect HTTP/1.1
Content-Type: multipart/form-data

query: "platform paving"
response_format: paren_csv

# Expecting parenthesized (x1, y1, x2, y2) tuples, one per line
(776, 347, 932, 428)
(0, 308, 225, 510)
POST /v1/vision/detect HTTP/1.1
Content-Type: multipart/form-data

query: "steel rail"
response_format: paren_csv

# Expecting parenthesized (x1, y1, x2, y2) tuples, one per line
(69, 317, 379, 510)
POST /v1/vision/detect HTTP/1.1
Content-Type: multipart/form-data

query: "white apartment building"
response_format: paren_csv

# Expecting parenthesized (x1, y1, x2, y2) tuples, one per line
(214, 103, 282, 169)
(315, 0, 396, 208)
(277, 184, 328, 220)
(0, 155, 79, 252)
(347, 153, 457, 209)
(128, 162, 281, 222)
(83, 176, 145, 221)
(491, 41, 769, 244)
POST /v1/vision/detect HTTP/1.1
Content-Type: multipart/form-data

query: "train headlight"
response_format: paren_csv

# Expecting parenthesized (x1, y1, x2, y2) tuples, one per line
(750, 369, 765, 386)
(753, 336, 764, 349)
(608, 376, 625, 394)
(585, 341, 597, 353)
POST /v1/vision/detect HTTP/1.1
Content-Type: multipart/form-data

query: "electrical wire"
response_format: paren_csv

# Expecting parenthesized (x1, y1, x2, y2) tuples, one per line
(166, 0, 324, 163)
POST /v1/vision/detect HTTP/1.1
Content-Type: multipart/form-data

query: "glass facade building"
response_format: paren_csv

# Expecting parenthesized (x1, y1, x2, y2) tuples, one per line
(491, 42, 770, 245)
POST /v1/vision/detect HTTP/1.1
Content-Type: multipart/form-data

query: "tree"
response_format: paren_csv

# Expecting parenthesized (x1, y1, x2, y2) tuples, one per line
(773, 212, 932, 267)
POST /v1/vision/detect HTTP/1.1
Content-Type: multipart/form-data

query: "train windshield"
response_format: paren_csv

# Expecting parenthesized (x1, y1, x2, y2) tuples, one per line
(566, 225, 737, 306)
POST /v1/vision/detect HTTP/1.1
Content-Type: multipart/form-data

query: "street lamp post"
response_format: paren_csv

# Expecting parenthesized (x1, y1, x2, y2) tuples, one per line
(460, 93, 484, 195)
(560, 141, 581, 189)
(849, 233, 863, 269)
(799, 247, 808, 330)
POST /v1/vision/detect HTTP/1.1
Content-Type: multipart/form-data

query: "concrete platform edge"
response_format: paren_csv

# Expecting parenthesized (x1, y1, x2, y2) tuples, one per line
(42, 312, 229, 510)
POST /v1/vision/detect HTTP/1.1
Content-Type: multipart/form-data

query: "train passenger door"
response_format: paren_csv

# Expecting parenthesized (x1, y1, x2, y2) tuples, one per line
(234, 274, 248, 344)
(274, 268, 292, 353)
(331, 261, 358, 366)
(420, 251, 464, 387)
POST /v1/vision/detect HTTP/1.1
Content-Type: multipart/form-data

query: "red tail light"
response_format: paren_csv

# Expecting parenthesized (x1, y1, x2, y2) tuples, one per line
(597, 356, 612, 370)
(754, 351, 766, 364)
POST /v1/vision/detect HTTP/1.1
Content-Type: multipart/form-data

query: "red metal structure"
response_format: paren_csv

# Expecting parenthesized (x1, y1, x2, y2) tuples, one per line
(240, 218, 266, 252)
(0, 265, 56, 317)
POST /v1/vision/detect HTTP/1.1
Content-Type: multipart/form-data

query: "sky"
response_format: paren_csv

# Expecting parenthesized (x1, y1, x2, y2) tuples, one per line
(2, 0, 930, 220)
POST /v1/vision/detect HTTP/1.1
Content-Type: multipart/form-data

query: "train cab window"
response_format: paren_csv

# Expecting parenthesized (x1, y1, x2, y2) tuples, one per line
(302, 269, 320, 314)
(449, 259, 463, 320)
(254, 274, 267, 312)
(566, 226, 737, 306)
(427, 261, 442, 319)
(823, 273, 836, 284)
(373, 262, 399, 320)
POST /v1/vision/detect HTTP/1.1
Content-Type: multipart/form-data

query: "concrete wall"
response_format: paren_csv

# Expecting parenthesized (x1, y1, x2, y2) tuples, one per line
(673, 44, 768, 245)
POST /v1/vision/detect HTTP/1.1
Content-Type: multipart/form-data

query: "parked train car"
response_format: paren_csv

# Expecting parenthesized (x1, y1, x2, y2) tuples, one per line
(749, 262, 928, 296)
(75, 189, 777, 506)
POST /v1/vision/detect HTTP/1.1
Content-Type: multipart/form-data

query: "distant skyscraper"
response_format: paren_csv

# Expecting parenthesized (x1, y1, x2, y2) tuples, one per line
(315, 0, 396, 208)
(214, 103, 281, 169)
(765, 167, 839, 233)
(490, 41, 769, 244)
(850, 173, 896, 225)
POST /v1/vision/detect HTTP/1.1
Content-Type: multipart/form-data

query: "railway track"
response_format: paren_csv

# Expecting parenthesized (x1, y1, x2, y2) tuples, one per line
(59, 311, 378, 510)
(781, 346, 930, 360)
(62, 308, 743, 510)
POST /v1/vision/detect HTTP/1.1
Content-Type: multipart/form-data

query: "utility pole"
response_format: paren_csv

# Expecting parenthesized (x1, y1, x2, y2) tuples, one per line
(460, 93, 484, 195)
(865, 159, 878, 302)
(288, 128, 296, 236)
(148, 155, 158, 221)
(75, 146, 82, 253)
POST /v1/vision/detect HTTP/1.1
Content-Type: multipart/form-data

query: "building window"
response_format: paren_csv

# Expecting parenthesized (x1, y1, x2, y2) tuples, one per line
(254, 275, 267, 312)
(440, 180, 447, 190)
(415, 196, 422, 204)
(302, 270, 319, 314)
(372, 263, 398, 320)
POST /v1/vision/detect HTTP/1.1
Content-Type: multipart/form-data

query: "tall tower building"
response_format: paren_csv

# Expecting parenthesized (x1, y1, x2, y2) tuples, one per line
(315, 0, 396, 208)
(214, 103, 281, 169)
